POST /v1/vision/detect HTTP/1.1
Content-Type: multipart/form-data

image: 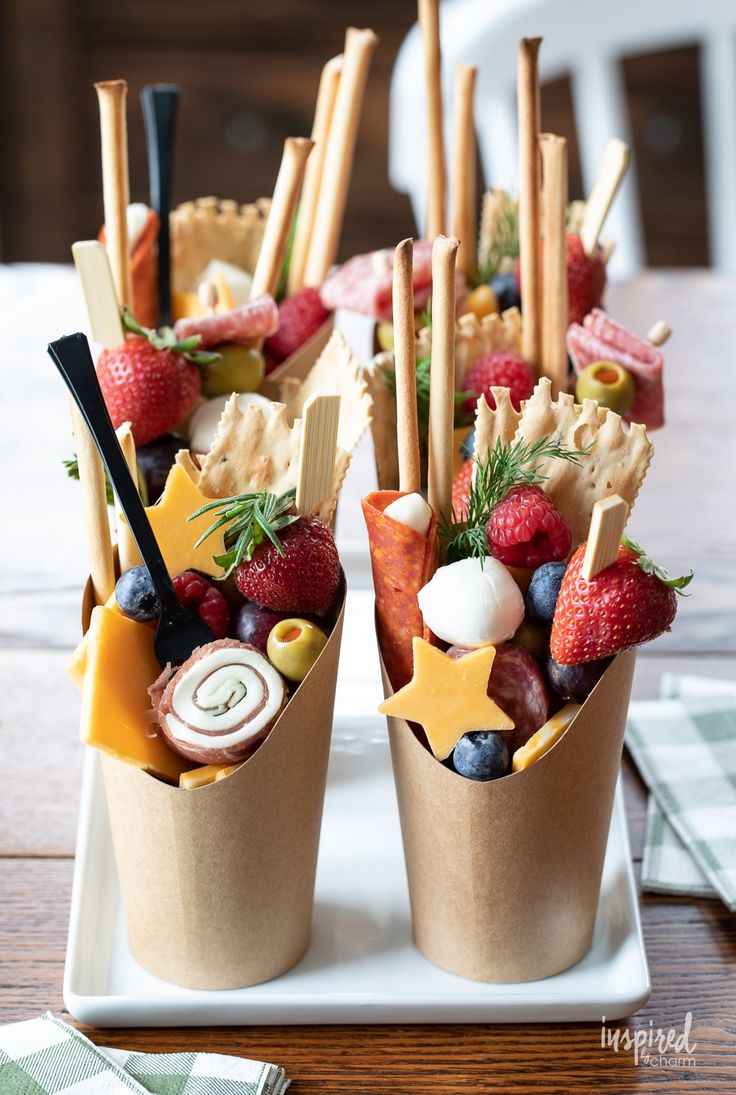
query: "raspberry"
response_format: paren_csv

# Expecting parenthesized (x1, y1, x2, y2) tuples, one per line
(264, 288, 330, 363)
(463, 351, 535, 415)
(172, 570, 230, 639)
(452, 458, 474, 520)
(486, 485, 572, 568)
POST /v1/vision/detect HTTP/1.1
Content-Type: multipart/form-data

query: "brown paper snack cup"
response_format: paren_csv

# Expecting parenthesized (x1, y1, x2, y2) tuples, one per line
(84, 579, 345, 990)
(382, 646, 636, 983)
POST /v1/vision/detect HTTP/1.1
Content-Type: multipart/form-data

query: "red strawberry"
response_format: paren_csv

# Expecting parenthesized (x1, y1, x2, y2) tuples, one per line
(463, 350, 535, 415)
(264, 287, 331, 365)
(487, 484, 572, 568)
(98, 336, 201, 445)
(567, 233, 606, 326)
(550, 538, 693, 665)
(172, 570, 230, 639)
(235, 515, 340, 614)
(452, 457, 474, 520)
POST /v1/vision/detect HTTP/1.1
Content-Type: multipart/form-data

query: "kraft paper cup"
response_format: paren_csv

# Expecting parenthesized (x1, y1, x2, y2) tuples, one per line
(381, 647, 636, 983)
(83, 576, 345, 990)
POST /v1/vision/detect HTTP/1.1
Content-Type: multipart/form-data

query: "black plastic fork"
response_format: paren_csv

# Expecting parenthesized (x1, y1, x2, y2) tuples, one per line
(48, 332, 214, 667)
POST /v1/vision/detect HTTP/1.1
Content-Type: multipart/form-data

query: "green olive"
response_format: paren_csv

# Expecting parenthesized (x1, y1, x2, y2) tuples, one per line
(575, 360, 635, 415)
(376, 321, 394, 352)
(511, 618, 548, 661)
(201, 344, 265, 397)
(266, 618, 328, 682)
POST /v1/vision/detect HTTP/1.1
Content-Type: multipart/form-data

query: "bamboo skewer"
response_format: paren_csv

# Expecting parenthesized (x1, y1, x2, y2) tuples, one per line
(427, 235, 459, 519)
(70, 403, 116, 604)
(582, 495, 629, 580)
(295, 394, 341, 517)
(95, 80, 132, 309)
(518, 38, 542, 372)
(250, 136, 314, 302)
(647, 320, 672, 346)
(580, 138, 631, 256)
(418, 0, 446, 239)
(451, 63, 477, 276)
(288, 54, 343, 295)
(540, 134, 569, 397)
(303, 27, 378, 286)
(198, 282, 219, 316)
(115, 423, 141, 572)
(393, 239, 421, 494)
(71, 241, 124, 349)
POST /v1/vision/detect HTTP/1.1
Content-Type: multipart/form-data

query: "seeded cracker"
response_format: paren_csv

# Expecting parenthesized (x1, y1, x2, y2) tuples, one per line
(171, 196, 270, 292)
(473, 387, 523, 457)
(416, 307, 522, 386)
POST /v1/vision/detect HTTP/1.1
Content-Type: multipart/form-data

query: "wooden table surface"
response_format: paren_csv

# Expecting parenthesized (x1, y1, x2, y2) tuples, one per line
(1, 267, 734, 1091)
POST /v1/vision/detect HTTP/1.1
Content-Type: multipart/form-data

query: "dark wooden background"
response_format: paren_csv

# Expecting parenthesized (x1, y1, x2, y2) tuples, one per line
(0, 0, 710, 267)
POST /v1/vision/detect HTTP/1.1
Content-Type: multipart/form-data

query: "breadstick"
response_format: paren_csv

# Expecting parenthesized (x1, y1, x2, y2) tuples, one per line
(115, 423, 141, 573)
(251, 136, 314, 302)
(288, 54, 343, 295)
(419, 0, 446, 239)
(427, 236, 459, 519)
(393, 239, 421, 494)
(95, 80, 132, 309)
(70, 403, 115, 605)
(540, 134, 569, 397)
(451, 63, 477, 276)
(518, 38, 542, 371)
(582, 495, 629, 580)
(580, 138, 630, 256)
(303, 28, 378, 286)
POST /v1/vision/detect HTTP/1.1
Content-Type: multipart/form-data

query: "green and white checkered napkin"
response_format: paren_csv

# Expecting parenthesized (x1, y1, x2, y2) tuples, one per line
(626, 675, 736, 912)
(0, 1013, 289, 1095)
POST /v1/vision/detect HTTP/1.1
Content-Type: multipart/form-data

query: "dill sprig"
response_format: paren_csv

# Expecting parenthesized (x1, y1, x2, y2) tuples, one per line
(440, 434, 593, 560)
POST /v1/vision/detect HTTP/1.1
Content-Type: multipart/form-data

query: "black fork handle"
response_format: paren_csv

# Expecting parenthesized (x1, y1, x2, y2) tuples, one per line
(141, 84, 179, 327)
(48, 332, 178, 611)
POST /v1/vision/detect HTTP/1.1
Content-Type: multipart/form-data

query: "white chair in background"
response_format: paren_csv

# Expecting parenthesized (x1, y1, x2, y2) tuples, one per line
(389, 0, 736, 276)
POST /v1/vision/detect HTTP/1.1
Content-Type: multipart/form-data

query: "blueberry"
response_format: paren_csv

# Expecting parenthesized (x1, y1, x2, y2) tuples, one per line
(115, 565, 160, 622)
(461, 427, 475, 460)
(452, 731, 510, 781)
(490, 272, 521, 312)
(546, 655, 612, 702)
(136, 433, 185, 504)
(526, 562, 568, 625)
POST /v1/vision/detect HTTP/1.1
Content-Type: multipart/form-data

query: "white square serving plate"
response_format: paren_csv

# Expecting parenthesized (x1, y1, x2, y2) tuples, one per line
(63, 589, 650, 1026)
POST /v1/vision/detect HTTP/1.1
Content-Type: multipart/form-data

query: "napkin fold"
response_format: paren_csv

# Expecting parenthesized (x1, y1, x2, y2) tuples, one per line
(0, 1013, 289, 1095)
(626, 674, 736, 912)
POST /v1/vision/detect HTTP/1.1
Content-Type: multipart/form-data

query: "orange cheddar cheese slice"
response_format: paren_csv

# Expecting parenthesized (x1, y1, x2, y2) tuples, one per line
(80, 605, 190, 782)
(512, 703, 581, 772)
(140, 464, 227, 579)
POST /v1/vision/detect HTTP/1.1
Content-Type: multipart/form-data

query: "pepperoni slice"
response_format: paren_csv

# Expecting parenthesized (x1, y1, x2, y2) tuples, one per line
(100, 209, 160, 329)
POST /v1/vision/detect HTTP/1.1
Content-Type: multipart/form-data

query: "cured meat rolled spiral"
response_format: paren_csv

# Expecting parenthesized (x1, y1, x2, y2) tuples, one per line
(157, 639, 287, 764)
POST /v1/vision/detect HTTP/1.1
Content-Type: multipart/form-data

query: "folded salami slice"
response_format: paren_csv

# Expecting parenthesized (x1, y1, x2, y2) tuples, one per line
(173, 294, 279, 348)
(362, 490, 437, 691)
(100, 208, 160, 329)
(321, 241, 435, 321)
(567, 308, 665, 430)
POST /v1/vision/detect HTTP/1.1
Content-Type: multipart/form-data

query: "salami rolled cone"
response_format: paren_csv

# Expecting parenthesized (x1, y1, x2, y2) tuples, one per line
(581, 495, 629, 581)
(250, 136, 314, 305)
(427, 235, 459, 521)
(303, 27, 379, 286)
(114, 423, 141, 573)
(393, 239, 421, 494)
(451, 63, 477, 276)
(540, 134, 569, 397)
(288, 54, 343, 295)
(518, 38, 542, 371)
(580, 138, 630, 257)
(70, 403, 115, 605)
(419, 0, 446, 239)
(95, 80, 132, 309)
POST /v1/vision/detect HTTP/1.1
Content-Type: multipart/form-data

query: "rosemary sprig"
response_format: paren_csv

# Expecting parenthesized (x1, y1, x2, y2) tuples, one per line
(123, 309, 221, 367)
(440, 434, 593, 560)
(63, 455, 148, 506)
(622, 534, 694, 594)
(381, 352, 474, 436)
(190, 487, 298, 577)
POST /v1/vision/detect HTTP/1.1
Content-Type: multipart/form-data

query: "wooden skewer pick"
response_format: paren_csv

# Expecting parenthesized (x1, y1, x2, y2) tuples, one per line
(95, 80, 132, 309)
(451, 63, 478, 276)
(288, 54, 343, 295)
(518, 38, 543, 372)
(540, 133, 569, 397)
(115, 423, 142, 573)
(419, 0, 446, 239)
(251, 136, 314, 302)
(303, 27, 378, 286)
(581, 495, 629, 580)
(72, 241, 124, 349)
(199, 282, 219, 316)
(580, 138, 631, 256)
(393, 239, 421, 494)
(427, 235, 460, 520)
(295, 394, 341, 517)
(647, 320, 672, 347)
